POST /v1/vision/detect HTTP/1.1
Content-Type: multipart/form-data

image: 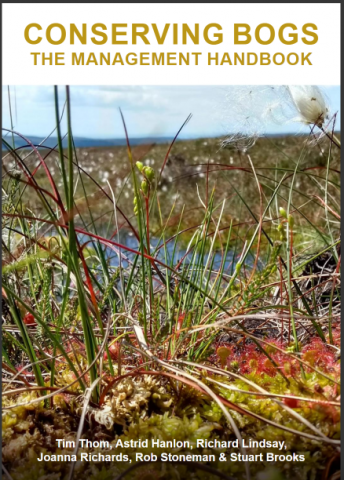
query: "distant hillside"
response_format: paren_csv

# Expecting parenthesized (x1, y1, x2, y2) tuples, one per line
(2, 132, 340, 151)
(2, 135, 175, 149)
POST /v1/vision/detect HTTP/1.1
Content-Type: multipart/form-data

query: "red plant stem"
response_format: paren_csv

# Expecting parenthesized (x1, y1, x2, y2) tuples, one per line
(2, 362, 31, 387)
(320, 126, 341, 150)
(158, 114, 192, 182)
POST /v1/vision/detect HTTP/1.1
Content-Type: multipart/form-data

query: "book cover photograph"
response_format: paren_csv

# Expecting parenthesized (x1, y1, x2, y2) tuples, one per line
(1, 4, 341, 480)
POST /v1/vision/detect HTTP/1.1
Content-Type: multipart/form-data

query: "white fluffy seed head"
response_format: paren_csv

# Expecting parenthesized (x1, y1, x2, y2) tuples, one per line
(287, 86, 329, 127)
(219, 85, 333, 152)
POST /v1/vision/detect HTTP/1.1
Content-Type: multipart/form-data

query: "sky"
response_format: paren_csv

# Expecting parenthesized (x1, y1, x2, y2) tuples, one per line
(2, 85, 340, 140)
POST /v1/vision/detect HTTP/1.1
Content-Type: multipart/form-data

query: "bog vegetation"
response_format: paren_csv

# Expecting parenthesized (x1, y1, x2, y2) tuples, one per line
(1, 86, 341, 480)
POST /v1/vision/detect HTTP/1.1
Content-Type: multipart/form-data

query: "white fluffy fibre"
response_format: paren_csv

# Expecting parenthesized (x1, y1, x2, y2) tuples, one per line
(219, 85, 334, 151)
(287, 85, 329, 127)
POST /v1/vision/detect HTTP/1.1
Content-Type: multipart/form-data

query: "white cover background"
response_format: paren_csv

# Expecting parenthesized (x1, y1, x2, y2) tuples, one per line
(2, 3, 340, 85)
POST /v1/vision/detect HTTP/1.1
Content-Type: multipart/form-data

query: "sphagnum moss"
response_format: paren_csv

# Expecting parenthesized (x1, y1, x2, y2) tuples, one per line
(2, 354, 339, 479)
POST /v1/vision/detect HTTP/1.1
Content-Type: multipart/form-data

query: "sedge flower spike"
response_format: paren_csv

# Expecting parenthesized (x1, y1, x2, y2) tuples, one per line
(287, 85, 329, 127)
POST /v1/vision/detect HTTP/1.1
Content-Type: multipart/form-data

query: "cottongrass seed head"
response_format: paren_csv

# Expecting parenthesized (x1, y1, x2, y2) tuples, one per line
(287, 85, 330, 127)
(220, 85, 335, 151)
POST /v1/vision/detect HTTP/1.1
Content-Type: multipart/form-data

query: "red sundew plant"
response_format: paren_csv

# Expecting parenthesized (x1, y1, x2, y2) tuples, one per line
(212, 337, 340, 380)
(309, 402, 341, 424)
(175, 312, 186, 339)
(103, 342, 120, 361)
(23, 312, 36, 326)
(15, 364, 35, 380)
(302, 337, 340, 374)
(283, 397, 299, 408)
